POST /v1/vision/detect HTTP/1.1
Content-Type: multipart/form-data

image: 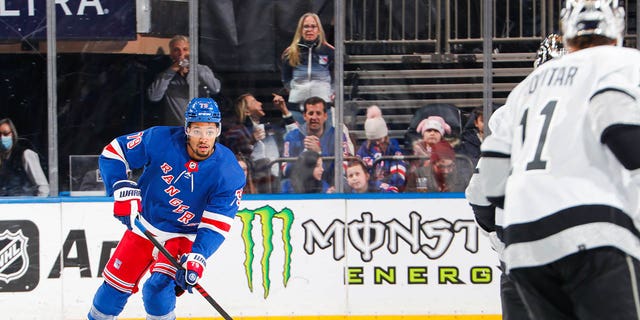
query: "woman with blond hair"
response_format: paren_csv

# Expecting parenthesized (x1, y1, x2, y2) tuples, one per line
(281, 13, 334, 115)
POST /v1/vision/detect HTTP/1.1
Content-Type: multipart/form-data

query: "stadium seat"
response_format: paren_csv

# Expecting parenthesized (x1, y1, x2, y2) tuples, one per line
(404, 103, 462, 149)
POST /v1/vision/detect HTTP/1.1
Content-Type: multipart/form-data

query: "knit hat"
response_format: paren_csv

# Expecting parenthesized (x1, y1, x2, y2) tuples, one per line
(364, 106, 388, 140)
(417, 116, 452, 136)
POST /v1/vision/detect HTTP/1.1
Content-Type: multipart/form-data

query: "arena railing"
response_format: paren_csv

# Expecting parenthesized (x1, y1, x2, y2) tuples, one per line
(263, 154, 474, 194)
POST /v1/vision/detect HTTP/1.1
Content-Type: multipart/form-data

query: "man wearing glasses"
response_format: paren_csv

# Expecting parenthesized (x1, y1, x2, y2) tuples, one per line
(88, 98, 245, 320)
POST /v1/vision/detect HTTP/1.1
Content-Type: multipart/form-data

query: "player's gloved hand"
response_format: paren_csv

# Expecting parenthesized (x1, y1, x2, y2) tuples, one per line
(112, 180, 142, 230)
(175, 253, 206, 293)
(488, 231, 505, 254)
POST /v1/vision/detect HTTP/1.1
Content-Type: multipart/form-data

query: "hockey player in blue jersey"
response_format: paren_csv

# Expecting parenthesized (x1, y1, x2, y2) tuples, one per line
(87, 97, 245, 320)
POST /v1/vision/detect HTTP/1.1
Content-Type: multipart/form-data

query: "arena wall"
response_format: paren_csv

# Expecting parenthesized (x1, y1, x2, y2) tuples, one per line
(0, 194, 501, 319)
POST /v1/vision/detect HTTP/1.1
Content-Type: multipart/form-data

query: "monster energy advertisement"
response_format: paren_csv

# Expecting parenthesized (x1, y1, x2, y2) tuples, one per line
(0, 197, 501, 318)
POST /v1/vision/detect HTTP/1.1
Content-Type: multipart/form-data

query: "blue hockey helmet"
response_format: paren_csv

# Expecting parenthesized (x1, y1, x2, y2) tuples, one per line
(184, 97, 222, 128)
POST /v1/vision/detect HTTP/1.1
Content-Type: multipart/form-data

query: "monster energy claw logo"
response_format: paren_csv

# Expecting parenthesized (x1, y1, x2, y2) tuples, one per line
(237, 205, 294, 299)
(0, 229, 29, 283)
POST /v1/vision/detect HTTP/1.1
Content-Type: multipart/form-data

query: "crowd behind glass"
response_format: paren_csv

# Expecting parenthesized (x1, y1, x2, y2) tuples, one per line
(1, 1, 637, 196)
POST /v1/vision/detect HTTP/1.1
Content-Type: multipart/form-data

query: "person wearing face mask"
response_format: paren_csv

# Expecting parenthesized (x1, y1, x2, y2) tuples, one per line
(0, 118, 49, 197)
(355, 106, 406, 192)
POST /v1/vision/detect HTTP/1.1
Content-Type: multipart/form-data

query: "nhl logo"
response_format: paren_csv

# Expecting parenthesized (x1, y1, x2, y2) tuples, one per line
(0, 229, 29, 284)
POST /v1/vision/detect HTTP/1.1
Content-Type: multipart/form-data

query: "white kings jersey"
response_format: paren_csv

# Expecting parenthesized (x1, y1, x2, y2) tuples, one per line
(466, 106, 511, 257)
(480, 45, 640, 272)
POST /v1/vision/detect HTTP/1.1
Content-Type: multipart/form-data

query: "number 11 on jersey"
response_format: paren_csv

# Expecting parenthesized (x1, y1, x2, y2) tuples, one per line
(520, 100, 557, 171)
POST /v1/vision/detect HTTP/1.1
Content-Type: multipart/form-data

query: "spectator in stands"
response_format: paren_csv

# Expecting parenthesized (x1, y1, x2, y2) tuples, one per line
(455, 107, 484, 166)
(148, 35, 222, 126)
(281, 13, 334, 124)
(403, 104, 462, 150)
(236, 154, 257, 194)
(0, 118, 49, 197)
(221, 93, 297, 193)
(406, 141, 469, 192)
(219, 99, 253, 160)
(281, 150, 334, 193)
(346, 158, 397, 193)
(282, 96, 353, 186)
(412, 116, 452, 166)
(356, 106, 406, 192)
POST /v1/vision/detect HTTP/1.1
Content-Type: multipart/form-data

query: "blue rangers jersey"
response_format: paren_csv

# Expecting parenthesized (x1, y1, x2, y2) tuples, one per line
(99, 126, 245, 258)
(356, 138, 407, 191)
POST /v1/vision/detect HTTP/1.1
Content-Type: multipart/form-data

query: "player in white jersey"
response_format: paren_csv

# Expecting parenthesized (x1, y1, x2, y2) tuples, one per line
(478, 0, 640, 318)
(466, 107, 531, 320)
(466, 32, 566, 320)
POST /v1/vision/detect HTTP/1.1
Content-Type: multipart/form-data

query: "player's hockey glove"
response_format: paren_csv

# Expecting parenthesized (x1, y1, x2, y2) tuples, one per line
(175, 253, 206, 293)
(112, 180, 142, 230)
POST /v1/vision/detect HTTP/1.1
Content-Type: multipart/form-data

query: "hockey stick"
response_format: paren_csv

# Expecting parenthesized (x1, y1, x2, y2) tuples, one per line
(133, 218, 233, 320)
